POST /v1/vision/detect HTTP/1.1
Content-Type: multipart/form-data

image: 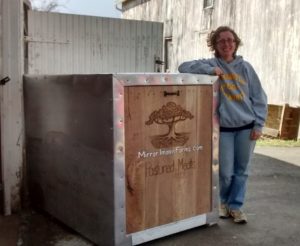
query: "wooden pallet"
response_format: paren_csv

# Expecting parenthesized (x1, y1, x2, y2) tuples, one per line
(279, 104, 300, 140)
(264, 104, 300, 140)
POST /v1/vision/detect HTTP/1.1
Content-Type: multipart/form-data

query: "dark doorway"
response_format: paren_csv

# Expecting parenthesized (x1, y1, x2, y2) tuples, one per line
(164, 37, 173, 72)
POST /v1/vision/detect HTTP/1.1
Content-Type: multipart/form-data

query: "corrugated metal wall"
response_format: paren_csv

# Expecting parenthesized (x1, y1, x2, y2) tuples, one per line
(121, 0, 300, 107)
(27, 10, 163, 74)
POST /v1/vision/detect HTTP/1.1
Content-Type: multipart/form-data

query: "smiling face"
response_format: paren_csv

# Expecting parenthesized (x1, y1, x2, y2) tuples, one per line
(215, 31, 237, 62)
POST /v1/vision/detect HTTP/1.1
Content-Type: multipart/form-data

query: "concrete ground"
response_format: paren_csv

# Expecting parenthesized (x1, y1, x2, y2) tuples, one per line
(1, 146, 300, 246)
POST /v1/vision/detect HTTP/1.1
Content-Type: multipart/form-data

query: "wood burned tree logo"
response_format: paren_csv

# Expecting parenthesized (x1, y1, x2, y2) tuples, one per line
(145, 102, 194, 148)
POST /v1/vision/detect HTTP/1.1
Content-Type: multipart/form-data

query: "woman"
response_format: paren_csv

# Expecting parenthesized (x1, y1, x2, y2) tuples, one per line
(178, 26, 267, 224)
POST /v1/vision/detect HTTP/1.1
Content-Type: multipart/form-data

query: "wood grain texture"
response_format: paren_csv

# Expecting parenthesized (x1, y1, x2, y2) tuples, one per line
(124, 85, 212, 233)
(122, 0, 300, 107)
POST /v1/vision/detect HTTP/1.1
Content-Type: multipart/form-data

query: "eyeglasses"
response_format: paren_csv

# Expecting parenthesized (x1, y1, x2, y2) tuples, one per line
(216, 38, 236, 45)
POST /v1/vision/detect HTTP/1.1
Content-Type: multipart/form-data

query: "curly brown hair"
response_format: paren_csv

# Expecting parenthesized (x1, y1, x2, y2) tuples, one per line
(207, 26, 242, 58)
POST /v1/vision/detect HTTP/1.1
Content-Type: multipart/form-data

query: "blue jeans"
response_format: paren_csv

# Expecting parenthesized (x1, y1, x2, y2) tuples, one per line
(219, 129, 256, 210)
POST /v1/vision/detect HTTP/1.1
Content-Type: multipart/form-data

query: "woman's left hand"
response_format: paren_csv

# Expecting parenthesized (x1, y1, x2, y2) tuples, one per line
(250, 129, 262, 140)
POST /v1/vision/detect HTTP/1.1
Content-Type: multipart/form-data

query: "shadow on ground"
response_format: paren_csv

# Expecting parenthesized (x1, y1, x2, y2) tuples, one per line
(142, 151, 300, 246)
(2, 148, 300, 246)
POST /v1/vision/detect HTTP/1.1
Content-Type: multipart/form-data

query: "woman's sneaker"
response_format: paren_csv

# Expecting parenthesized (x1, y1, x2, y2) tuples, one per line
(219, 204, 230, 218)
(229, 209, 248, 224)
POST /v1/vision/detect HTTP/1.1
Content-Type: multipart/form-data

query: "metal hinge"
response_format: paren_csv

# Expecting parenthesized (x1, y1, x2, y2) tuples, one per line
(0, 76, 10, 85)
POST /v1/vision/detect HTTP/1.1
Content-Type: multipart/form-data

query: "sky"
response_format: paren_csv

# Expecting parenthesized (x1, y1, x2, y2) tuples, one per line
(31, 0, 121, 18)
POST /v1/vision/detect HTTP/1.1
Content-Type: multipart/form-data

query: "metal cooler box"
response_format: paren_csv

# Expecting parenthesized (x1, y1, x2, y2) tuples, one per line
(23, 73, 219, 246)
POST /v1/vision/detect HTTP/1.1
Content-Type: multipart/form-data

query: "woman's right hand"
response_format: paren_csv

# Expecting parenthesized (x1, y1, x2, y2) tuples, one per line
(214, 67, 224, 76)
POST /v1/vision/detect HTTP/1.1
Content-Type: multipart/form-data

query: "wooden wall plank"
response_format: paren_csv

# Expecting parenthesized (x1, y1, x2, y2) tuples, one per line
(121, 0, 300, 107)
(1, 0, 24, 214)
(124, 85, 212, 233)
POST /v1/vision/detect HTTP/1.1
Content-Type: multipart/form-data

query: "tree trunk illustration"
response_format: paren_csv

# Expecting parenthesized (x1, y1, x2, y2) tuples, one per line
(146, 102, 194, 148)
(166, 122, 176, 137)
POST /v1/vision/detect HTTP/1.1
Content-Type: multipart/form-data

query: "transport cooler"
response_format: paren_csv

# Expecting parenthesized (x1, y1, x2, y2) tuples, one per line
(24, 73, 219, 245)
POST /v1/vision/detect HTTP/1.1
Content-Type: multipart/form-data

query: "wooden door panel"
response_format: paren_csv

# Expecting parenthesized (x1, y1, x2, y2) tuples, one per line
(124, 85, 212, 233)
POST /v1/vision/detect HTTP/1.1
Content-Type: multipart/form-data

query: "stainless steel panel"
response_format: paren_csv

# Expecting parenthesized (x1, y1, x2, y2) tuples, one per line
(24, 74, 115, 246)
(207, 80, 220, 225)
(131, 214, 207, 245)
(112, 76, 131, 246)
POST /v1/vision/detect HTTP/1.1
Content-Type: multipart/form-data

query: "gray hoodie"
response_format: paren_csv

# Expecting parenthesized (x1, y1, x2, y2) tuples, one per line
(178, 56, 268, 131)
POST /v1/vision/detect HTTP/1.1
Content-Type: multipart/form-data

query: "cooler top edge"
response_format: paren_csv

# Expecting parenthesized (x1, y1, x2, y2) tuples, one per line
(23, 73, 218, 85)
